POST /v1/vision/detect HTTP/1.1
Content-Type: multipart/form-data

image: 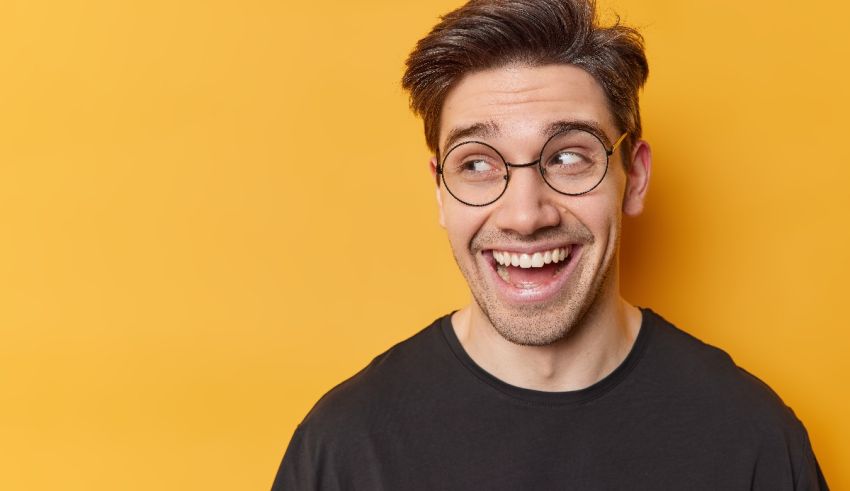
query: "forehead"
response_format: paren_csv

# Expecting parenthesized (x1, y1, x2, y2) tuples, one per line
(438, 64, 615, 149)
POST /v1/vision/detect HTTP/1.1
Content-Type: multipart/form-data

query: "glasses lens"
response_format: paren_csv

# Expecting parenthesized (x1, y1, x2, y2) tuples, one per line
(441, 141, 508, 205)
(540, 129, 609, 195)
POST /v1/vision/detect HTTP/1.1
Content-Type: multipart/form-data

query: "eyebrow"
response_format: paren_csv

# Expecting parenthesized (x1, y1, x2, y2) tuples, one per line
(441, 119, 613, 154)
(545, 120, 612, 148)
(442, 121, 500, 153)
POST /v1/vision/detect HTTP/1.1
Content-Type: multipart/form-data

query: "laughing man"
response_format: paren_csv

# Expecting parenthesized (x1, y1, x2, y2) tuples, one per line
(273, 1, 828, 489)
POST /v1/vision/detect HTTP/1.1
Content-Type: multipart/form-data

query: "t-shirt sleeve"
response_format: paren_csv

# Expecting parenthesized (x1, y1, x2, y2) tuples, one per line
(793, 427, 829, 491)
(271, 425, 317, 491)
(750, 413, 829, 491)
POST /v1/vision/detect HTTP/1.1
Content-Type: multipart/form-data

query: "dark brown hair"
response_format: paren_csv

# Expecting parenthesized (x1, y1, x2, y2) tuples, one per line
(401, 0, 648, 163)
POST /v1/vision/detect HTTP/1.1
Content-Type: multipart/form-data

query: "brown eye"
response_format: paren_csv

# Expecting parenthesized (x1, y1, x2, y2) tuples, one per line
(549, 151, 583, 166)
(461, 159, 496, 172)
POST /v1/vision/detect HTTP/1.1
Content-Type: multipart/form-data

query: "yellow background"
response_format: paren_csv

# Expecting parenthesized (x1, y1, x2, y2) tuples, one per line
(1, 0, 847, 489)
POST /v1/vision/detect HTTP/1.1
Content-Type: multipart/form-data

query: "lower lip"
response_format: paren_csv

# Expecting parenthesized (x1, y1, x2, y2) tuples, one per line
(484, 246, 582, 304)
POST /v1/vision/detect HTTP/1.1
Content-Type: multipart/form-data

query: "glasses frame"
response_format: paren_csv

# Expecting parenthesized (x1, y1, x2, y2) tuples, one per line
(437, 129, 629, 207)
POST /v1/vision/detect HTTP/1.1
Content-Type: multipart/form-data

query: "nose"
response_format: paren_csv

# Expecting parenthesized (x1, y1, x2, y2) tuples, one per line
(493, 165, 561, 236)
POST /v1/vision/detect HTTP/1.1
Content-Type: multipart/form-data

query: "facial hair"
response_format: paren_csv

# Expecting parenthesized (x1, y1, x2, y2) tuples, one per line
(454, 222, 618, 346)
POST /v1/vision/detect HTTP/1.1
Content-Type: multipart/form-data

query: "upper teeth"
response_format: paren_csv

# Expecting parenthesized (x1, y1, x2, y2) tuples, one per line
(492, 247, 570, 268)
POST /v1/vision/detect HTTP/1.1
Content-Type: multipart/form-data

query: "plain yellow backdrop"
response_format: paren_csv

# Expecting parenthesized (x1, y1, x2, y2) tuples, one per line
(1, 0, 847, 489)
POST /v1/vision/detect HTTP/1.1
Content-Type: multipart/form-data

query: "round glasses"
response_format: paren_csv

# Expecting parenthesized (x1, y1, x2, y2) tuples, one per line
(437, 128, 628, 207)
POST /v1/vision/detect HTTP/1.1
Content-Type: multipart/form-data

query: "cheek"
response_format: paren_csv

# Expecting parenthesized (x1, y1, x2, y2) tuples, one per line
(565, 193, 623, 240)
(586, 173, 627, 232)
(442, 202, 489, 251)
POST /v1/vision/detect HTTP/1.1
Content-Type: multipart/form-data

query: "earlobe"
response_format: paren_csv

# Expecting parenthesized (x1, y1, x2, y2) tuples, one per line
(623, 140, 652, 216)
(430, 157, 446, 228)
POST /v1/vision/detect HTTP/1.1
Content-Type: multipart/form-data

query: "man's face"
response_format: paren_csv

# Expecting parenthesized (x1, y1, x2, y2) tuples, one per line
(433, 64, 649, 346)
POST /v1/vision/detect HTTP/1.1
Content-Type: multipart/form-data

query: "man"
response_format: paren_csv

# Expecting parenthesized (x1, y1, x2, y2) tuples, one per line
(273, 0, 828, 489)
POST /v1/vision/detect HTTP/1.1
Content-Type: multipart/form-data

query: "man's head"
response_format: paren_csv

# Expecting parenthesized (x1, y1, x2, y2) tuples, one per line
(402, 0, 651, 346)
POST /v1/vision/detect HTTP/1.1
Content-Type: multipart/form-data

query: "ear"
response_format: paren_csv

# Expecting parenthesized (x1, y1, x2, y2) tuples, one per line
(430, 156, 446, 228)
(623, 139, 652, 216)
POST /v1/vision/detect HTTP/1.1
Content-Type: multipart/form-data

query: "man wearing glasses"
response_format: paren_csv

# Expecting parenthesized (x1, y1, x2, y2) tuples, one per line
(273, 0, 828, 489)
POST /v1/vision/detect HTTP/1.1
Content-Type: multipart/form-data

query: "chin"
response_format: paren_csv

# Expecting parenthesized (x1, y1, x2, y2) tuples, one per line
(475, 284, 594, 346)
(462, 242, 615, 347)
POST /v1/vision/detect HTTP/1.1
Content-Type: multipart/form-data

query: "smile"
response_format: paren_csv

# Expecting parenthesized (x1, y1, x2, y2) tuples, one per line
(492, 247, 570, 268)
(483, 244, 580, 303)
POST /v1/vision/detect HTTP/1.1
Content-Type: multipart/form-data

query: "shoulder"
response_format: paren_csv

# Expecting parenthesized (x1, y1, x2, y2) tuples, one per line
(274, 316, 457, 488)
(640, 308, 811, 445)
(639, 309, 829, 487)
(297, 315, 452, 437)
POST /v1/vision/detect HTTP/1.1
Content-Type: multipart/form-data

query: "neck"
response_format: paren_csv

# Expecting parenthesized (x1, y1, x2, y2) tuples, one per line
(451, 290, 642, 393)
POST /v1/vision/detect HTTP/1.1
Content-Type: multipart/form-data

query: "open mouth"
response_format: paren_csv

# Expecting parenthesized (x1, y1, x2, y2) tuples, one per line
(486, 245, 575, 292)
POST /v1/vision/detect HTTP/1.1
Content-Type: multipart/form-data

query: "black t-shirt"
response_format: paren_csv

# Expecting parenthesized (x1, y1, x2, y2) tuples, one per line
(273, 309, 828, 490)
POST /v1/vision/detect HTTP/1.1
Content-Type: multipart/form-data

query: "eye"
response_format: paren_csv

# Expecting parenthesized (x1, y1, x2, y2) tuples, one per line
(542, 149, 595, 177)
(549, 151, 584, 166)
(461, 158, 496, 173)
(441, 142, 504, 182)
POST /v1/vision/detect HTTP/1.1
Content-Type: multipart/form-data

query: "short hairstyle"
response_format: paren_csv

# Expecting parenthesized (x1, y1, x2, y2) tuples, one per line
(401, 0, 649, 164)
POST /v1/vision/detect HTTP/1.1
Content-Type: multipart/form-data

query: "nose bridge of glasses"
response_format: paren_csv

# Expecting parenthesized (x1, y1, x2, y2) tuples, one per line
(502, 158, 549, 197)
(504, 158, 546, 189)
(505, 158, 541, 169)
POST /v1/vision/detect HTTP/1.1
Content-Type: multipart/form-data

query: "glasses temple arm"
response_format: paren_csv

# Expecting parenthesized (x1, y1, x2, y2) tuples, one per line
(609, 132, 629, 155)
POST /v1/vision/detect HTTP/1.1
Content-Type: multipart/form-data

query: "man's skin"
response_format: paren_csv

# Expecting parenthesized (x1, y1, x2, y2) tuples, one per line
(430, 63, 653, 392)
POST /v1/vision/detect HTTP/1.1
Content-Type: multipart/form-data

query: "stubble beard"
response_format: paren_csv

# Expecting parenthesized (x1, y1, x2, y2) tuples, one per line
(455, 226, 618, 347)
